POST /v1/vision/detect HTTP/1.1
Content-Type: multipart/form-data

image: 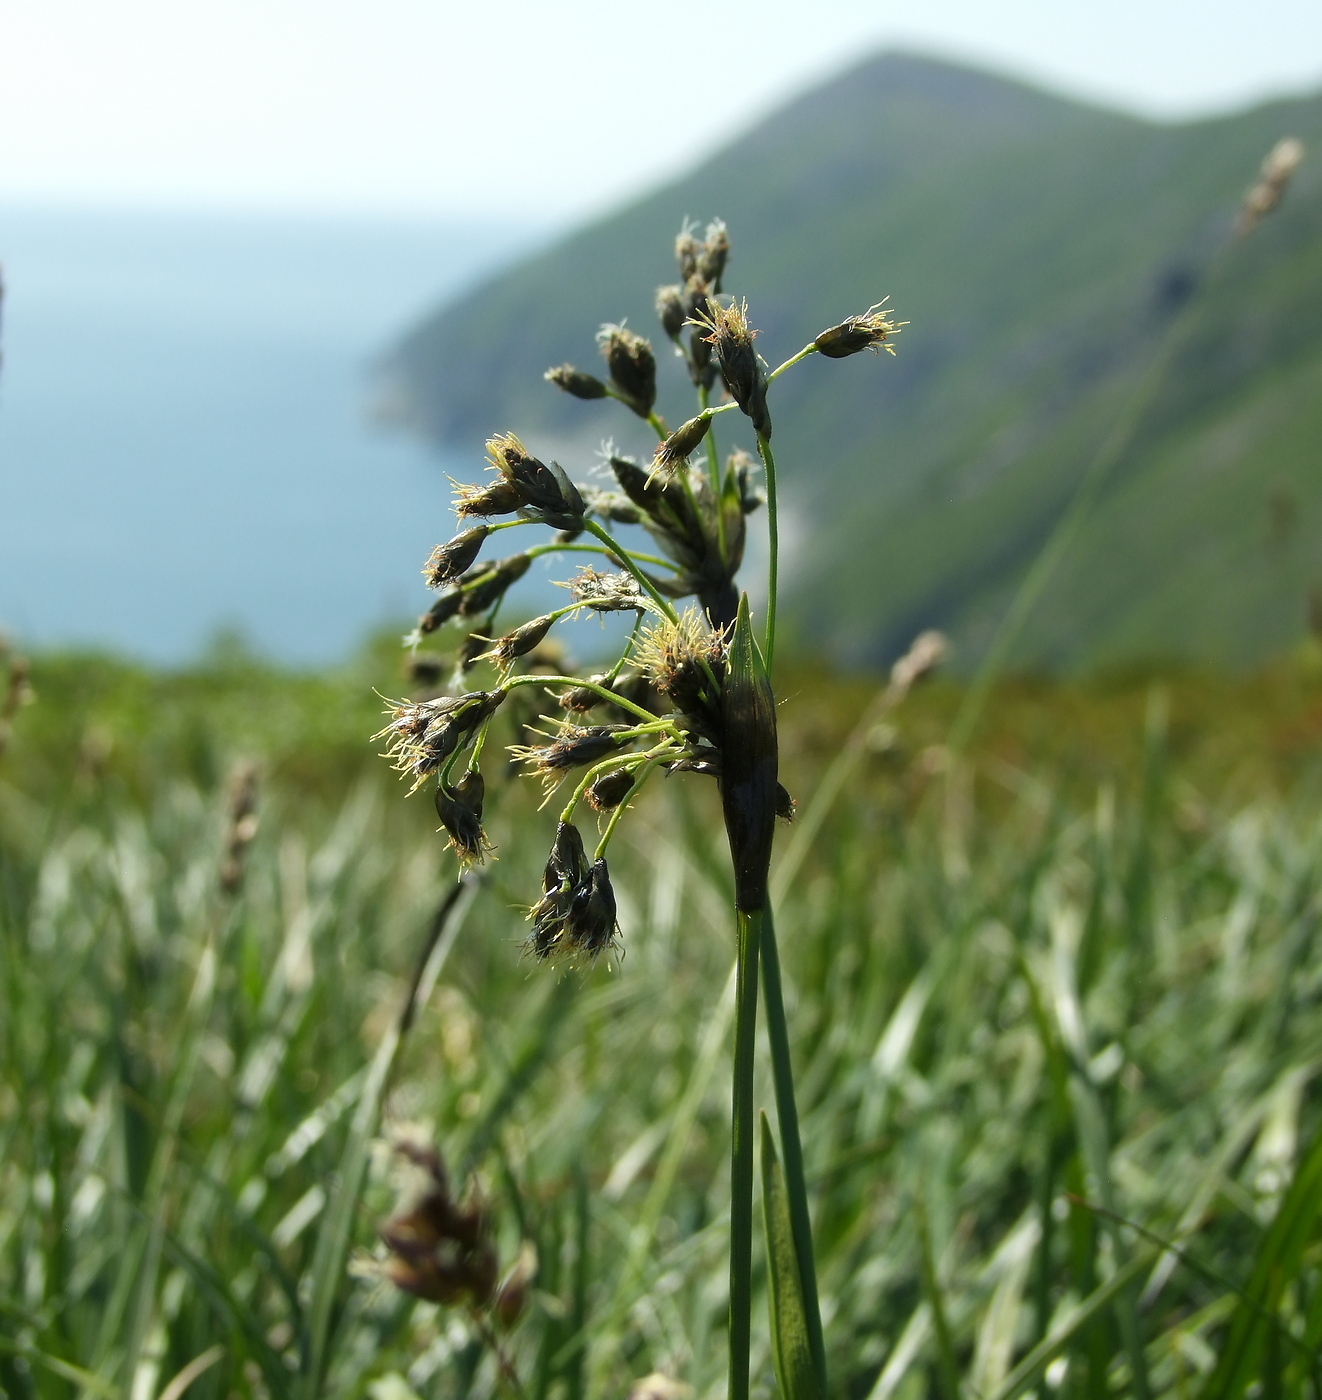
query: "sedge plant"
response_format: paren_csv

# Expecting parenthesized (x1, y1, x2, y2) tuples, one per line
(374, 219, 900, 1398)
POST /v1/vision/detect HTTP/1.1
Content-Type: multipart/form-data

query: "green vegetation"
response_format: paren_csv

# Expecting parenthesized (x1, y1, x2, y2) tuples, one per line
(5, 647, 1322, 1397)
(379, 53, 1322, 673)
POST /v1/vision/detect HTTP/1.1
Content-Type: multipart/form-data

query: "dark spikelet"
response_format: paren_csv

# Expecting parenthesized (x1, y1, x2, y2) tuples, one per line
(546, 820, 588, 891)
(587, 767, 637, 811)
(609, 454, 665, 514)
(376, 690, 507, 791)
(545, 364, 609, 399)
(596, 324, 657, 417)
(512, 724, 630, 778)
(458, 553, 532, 616)
(418, 590, 465, 635)
(651, 413, 712, 478)
(424, 526, 489, 589)
(455, 478, 527, 519)
(455, 628, 490, 673)
(656, 284, 688, 340)
(675, 221, 702, 281)
(697, 219, 729, 289)
(528, 822, 590, 959)
(435, 769, 490, 866)
(692, 297, 771, 440)
(813, 302, 900, 359)
(719, 594, 777, 912)
(488, 614, 556, 666)
(528, 828, 620, 961)
(569, 859, 619, 956)
(486, 433, 585, 529)
(406, 653, 445, 687)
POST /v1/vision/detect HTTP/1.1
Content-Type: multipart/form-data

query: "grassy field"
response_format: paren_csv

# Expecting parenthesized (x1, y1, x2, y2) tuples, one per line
(4, 641, 1322, 1399)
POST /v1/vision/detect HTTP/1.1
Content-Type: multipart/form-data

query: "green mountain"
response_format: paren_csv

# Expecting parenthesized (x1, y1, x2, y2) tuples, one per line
(378, 52, 1322, 672)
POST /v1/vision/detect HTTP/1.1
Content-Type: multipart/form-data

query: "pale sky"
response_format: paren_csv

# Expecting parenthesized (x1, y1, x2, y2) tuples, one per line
(2, 0, 1321, 220)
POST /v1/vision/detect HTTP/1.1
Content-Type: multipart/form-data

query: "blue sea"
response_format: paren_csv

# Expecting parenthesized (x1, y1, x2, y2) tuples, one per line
(0, 204, 543, 664)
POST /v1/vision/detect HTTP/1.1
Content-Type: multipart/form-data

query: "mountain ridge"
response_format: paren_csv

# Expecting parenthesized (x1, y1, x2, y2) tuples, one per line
(378, 51, 1322, 672)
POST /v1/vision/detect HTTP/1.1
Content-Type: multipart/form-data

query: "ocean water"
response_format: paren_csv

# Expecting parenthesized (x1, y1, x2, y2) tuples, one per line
(0, 204, 541, 664)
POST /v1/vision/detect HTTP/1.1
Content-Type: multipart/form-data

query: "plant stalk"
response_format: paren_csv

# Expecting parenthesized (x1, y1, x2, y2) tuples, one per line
(756, 434, 779, 667)
(729, 908, 761, 1400)
(759, 905, 827, 1393)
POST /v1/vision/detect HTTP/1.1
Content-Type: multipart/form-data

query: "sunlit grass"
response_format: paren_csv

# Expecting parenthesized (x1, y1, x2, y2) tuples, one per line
(3, 651, 1322, 1398)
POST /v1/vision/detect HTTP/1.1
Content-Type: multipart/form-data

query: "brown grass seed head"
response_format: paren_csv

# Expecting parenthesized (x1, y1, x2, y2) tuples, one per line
(651, 412, 712, 479)
(486, 613, 557, 666)
(656, 284, 689, 340)
(814, 301, 902, 359)
(512, 723, 631, 779)
(376, 689, 506, 790)
(545, 363, 609, 399)
(596, 324, 657, 416)
(691, 297, 771, 439)
(435, 768, 491, 866)
(565, 566, 644, 613)
(528, 821, 620, 961)
(454, 476, 527, 520)
(423, 525, 490, 588)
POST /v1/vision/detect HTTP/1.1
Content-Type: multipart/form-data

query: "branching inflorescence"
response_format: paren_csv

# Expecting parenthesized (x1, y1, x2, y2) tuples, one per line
(378, 220, 899, 959)
(376, 217, 900, 1395)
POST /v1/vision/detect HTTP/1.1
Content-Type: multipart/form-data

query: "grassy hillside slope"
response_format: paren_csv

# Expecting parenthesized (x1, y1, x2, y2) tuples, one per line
(378, 52, 1322, 672)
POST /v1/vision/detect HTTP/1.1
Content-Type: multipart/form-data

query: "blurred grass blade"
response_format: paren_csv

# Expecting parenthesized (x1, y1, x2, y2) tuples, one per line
(0, 1337, 120, 1398)
(156, 1344, 225, 1400)
(1198, 1119, 1322, 1400)
(760, 1112, 822, 1400)
(986, 1247, 1157, 1400)
(915, 1196, 960, 1400)
(301, 878, 474, 1400)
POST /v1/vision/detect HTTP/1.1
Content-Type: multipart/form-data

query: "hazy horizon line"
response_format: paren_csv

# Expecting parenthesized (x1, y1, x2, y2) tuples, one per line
(1, 43, 1317, 229)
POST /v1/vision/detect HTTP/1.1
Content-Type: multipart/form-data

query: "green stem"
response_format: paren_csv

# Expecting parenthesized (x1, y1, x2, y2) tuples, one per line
(698, 386, 729, 563)
(500, 673, 663, 726)
(768, 343, 818, 382)
(558, 754, 632, 825)
(605, 613, 645, 684)
(582, 521, 681, 623)
(697, 385, 719, 488)
(759, 905, 827, 1393)
(729, 907, 761, 1400)
(756, 434, 779, 667)
(593, 751, 669, 859)
(482, 528, 676, 572)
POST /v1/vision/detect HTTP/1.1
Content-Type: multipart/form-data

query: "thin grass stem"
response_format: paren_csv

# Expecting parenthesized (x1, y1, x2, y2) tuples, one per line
(729, 908, 761, 1400)
(759, 904, 827, 1393)
(756, 434, 779, 667)
(524, 539, 679, 571)
(593, 752, 669, 859)
(500, 674, 666, 726)
(768, 344, 818, 381)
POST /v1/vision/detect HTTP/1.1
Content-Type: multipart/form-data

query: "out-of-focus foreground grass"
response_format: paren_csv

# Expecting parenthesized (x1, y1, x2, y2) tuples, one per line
(4, 639, 1322, 1400)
